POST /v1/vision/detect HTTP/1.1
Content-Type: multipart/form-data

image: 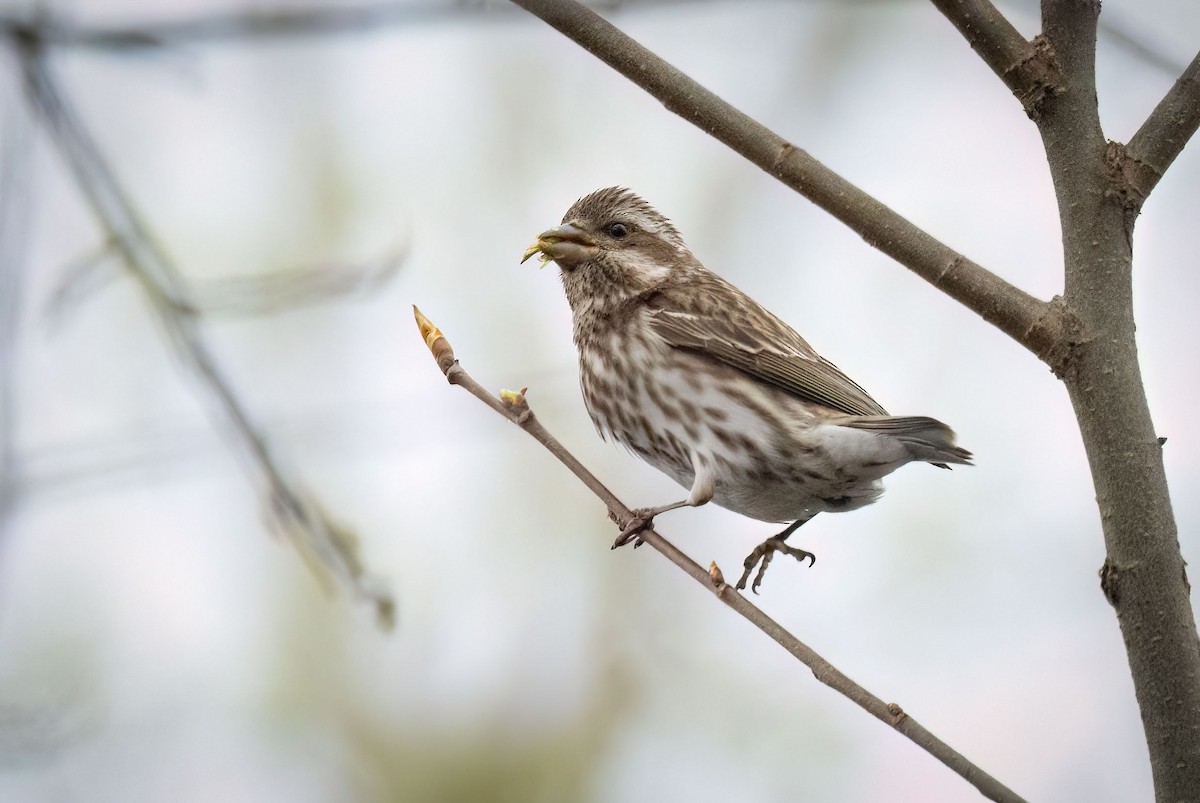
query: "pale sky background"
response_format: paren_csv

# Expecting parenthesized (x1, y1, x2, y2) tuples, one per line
(1, 1, 1198, 801)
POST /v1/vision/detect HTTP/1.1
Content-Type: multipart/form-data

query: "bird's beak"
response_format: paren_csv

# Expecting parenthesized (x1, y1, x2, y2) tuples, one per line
(520, 222, 599, 268)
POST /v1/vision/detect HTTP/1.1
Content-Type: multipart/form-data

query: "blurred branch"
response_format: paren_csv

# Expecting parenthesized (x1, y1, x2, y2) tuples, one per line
(1, 3, 483, 49)
(0, 0, 716, 51)
(507, 0, 1069, 372)
(0, 76, 33, 535)
(16, 38, 394, 628)
(41, 239, 121, 331)
(189, 244, 407, 317)
(44, 240, 406, 327)
(413, 306, 1028, 803)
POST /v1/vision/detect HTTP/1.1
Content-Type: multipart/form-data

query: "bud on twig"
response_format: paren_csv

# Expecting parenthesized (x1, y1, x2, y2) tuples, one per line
(413, 305, 456, 375)
(500, 387, 532, 423)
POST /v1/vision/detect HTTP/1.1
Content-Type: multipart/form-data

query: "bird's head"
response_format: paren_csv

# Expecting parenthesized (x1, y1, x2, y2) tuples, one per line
(522, 188, 694, 311)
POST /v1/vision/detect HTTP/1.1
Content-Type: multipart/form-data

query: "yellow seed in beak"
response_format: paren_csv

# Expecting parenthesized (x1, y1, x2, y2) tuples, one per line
(520, 241, 543, 264)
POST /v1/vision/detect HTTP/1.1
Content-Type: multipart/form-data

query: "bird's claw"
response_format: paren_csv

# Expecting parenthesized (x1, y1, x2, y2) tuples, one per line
(611, 508, 656, 549)
(735, 537, 816, 593)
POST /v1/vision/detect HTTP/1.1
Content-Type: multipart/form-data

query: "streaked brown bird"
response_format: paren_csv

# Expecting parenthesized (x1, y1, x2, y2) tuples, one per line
(522, 187, 971, 592)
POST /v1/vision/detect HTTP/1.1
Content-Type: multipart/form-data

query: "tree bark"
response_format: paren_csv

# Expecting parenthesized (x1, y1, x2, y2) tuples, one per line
(1035, 3, 1200, 798)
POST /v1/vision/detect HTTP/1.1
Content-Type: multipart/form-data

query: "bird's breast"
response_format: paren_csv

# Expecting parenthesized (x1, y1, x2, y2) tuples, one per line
(576, 334, 893, 522)
(578, 333, 800, 479)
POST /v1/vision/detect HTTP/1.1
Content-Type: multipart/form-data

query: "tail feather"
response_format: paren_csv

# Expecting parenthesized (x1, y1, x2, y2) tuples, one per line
(841, 415, 973, 466)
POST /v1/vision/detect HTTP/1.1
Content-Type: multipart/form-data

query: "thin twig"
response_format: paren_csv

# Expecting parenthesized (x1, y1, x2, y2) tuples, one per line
(43, 241, 406, 326)
(508, 0, 1063, 368)
(17, 39, 394, 628)
(189, 245, 408, 318)
(41, 239, 121, 331)
(1, 3, 481, 49)
(0, 74, 33, 533)
(413, 306, 1028, 803)
(0, 1, 719, 51)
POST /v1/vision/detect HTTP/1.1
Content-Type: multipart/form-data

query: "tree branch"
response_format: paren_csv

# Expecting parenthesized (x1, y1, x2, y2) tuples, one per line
(413, 306, 1028, 803)
(0, 81, 34, 536)
(17, 39, 394, 628)
(1030, 3, 1200, 800)
(1039, 0, 1100, 93)
(1125, 49, 1200, 205)
(0, 3, 481, 49)
(937, 0, 1200, 796)
(929, 0, 1064, 119)
(929, 0, 1032, 74)
(508, 0, 1066, 368)
(0, 1, 710, 50)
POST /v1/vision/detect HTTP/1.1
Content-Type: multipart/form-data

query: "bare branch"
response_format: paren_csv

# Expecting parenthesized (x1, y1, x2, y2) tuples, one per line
(1, 3, 485, 50)
(0, 80, 34, 533)
(190, 244, 407, 318)
(1031, 3, 1200, 799)
(44, 236, 404, 329)
(929, 0, 1064, 118)
(1125, 50, 1200, 204)
(0, 1, 718, 51)
(41, 239, 121, 331)
(17, 40, 394, 628)
(929, 0, 1032, 73)
(508, 0, 1064, 367)
(1039, 0, 1100, 95)
(413, 306, 1028, 803)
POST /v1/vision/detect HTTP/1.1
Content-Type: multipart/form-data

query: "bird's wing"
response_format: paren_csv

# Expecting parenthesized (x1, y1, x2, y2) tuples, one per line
(645, 286, 888, 417)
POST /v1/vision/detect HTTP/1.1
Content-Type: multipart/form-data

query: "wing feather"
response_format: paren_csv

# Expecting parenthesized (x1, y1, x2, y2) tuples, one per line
(646, 298, 887, 417)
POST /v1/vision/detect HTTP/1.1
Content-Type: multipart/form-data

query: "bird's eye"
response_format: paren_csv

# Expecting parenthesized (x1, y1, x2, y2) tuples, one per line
(605, 222, 629, 239)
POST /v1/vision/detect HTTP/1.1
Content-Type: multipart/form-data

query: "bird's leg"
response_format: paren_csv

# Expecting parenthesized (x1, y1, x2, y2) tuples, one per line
(736, 513, 818, 594)
(612, 460, 715, 549)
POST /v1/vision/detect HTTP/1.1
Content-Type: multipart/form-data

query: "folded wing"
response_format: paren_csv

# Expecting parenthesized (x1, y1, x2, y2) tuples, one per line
(645, 301, 888, 418)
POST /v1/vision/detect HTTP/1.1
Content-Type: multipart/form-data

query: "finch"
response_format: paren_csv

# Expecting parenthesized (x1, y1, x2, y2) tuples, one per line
(522, 187, 971, 592)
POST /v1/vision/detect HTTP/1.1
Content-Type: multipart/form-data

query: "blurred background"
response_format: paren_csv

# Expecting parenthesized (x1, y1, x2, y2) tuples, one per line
(0, 0, 1197, 800)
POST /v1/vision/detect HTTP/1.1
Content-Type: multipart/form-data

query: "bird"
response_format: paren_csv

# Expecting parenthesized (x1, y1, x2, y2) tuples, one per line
(521, 187, 971, 592)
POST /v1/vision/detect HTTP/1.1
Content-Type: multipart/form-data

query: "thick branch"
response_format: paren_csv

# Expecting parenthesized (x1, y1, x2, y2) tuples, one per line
(508, 0, 1064, 367)
(1032, 3, 1200, 801)
(1039, 0, 1100, 92)
(1125, 50, 1200, 204)
(413, 306, 1027, 803)
(18, 42, 394, 627)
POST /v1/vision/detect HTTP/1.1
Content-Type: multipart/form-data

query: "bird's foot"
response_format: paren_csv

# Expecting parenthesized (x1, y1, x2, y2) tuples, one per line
(735, 537, 816, 594)
(610, 507, 659, 549)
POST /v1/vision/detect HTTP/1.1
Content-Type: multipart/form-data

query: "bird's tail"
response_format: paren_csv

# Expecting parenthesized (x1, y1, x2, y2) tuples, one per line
(842, 415, 973, 467)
